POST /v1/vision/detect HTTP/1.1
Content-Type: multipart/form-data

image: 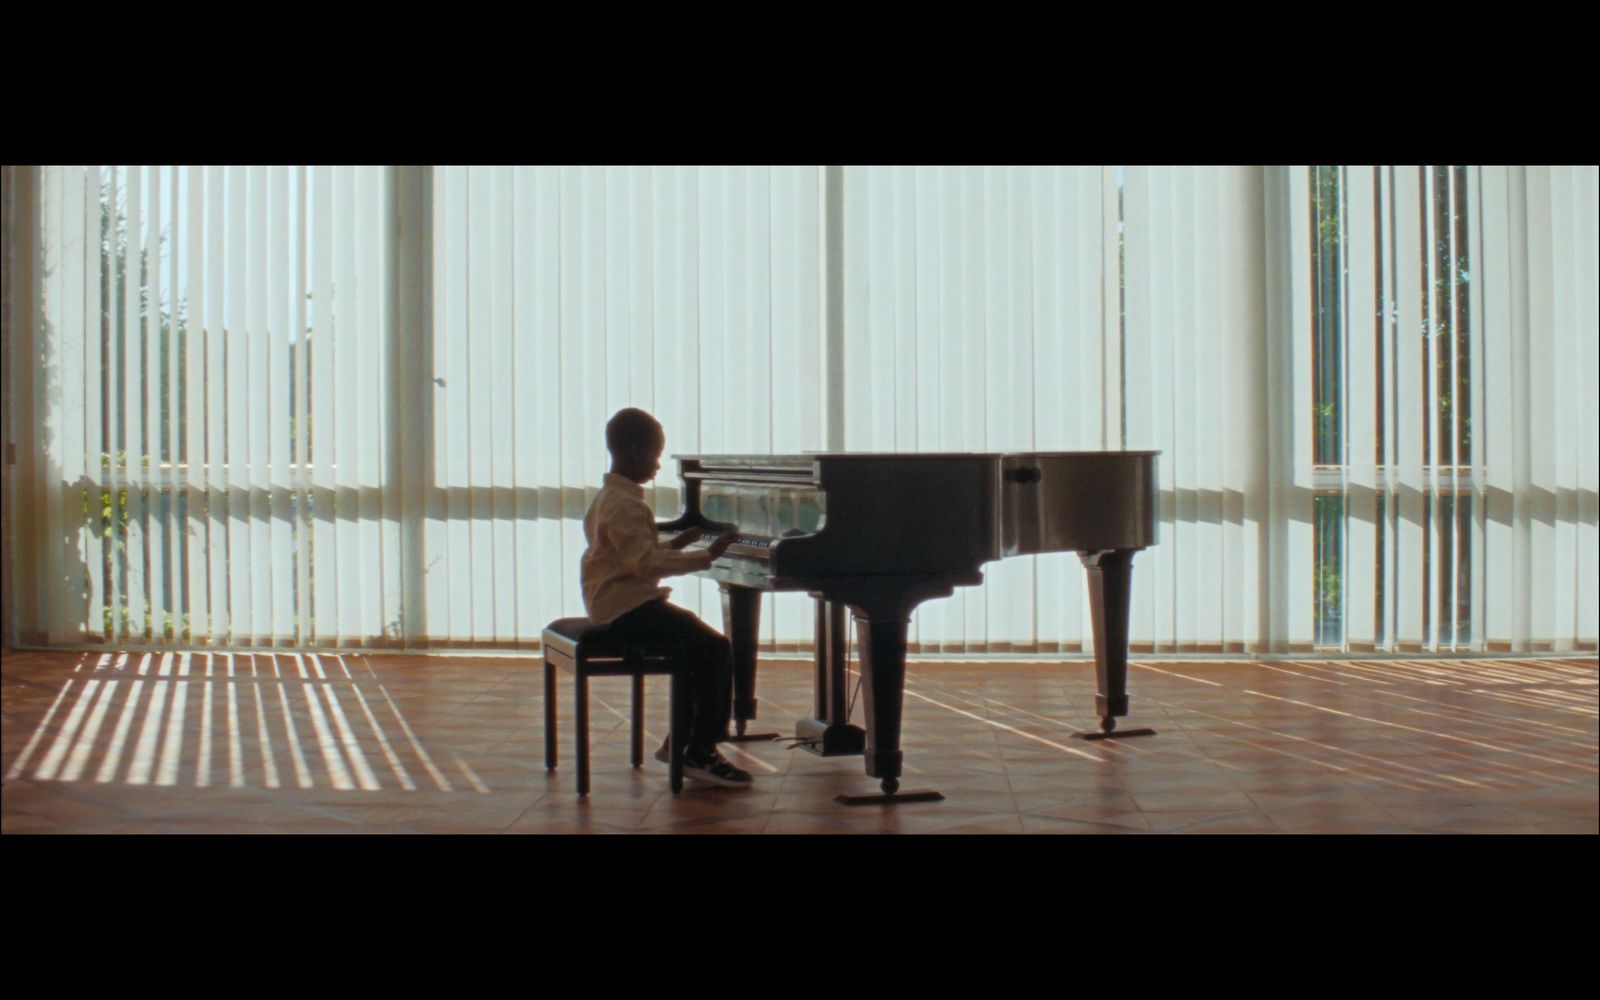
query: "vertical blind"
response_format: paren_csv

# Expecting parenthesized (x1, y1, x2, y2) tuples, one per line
(22, 166, 388, 648)
(423, 166, 823, 647)
(841, 166, 1118, 652)
(9, 164, 1596, 653)
(1302, 165, 1598, 653)
(1122, 166, 1269, 652)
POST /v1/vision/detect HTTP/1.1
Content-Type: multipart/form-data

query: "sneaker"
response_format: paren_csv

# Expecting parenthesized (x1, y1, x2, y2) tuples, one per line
(682, 749, 753, 788)
(653, 737, 671, 764)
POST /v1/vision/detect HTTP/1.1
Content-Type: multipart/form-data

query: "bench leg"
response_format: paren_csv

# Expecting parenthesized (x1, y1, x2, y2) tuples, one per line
(631, 675, 645, 767)
(576, 670, 590, 797)
(669, 672, 686, 794)
(544, 658, 557, 770)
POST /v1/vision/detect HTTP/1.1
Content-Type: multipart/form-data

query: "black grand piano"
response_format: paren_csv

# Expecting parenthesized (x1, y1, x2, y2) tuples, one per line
(657, 451, 1159, 803)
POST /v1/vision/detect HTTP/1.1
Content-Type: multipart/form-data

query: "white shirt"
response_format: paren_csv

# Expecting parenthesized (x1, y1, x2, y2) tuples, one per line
(580, 473, 714, 624)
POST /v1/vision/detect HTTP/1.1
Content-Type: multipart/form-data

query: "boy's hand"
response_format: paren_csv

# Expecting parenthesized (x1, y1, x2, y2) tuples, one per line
(705, 532, 738, 560)
(668, 527, 702, 550)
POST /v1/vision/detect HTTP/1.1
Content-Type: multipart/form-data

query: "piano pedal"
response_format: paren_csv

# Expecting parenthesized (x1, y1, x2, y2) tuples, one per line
(793, 719, 866, 757)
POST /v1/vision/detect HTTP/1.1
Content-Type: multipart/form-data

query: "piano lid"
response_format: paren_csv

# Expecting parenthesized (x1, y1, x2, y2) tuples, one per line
(671, 450, 1160, 577)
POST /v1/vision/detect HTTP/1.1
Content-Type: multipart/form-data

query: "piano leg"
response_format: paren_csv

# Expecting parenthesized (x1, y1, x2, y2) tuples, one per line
(1075, 549, 1157, 740)
(718, 583, 778, 743)
(831, 595, 944, 805)
(856, 613, 908, 789)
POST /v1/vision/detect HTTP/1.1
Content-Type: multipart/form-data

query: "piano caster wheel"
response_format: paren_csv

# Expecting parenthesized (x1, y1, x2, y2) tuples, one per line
(1101, 716, 1116, 734)
(882, 777, 900, 795)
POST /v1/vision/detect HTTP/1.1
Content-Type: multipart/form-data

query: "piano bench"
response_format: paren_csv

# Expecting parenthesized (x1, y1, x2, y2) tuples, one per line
(542, 617, 690, 796)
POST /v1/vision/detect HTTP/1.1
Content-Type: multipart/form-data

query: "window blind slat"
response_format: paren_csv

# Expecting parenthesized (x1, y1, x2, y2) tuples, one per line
(1284, 166, 1316, 650)
(1466, 167, 1488, 652)
(124, 166, 147, 639)
(1390, 167, 1426, 648)
(268, 166, 294, 642)
(104, 168, 126, 640)
(1031, 168, 1067, 648)
(465, 166, 496, 642)
(1521, 167, 1554, 648)
(39, 168, 70, 642)
(1543, 167, 1579, 650)
(349, 169, 379, 643)
(332, 166, 359, 641)
(555, 168, 587, 620)
(84, 167, 106, 641)
(487, 166, 518, 642)
(145, 168, 168, 643)
(166, 167, 184, 646)
(1344, 166, 1379, 648)
(184, 167, 208, 645)
(1123, 167, 1156, 647)
(527, 167, 563, 622)
(1194, 169, 1225, 651)
(1176, 169, 1203, 648)
(204, 167, 228, 643)
(247, 166, 273, 643)
(291, 166, 310, 643)
(310, 166, 337, 642)
(1576, 166, 1600, 646)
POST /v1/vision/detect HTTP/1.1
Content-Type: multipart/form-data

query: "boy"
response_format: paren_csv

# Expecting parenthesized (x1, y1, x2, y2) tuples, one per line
(579, 407, 753, 787)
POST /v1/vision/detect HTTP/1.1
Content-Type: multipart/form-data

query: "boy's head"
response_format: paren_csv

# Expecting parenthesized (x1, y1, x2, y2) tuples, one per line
(606, 407, 665, 484)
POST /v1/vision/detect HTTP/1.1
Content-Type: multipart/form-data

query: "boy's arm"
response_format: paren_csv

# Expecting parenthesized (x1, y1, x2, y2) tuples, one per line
(602, 505, 716, 577)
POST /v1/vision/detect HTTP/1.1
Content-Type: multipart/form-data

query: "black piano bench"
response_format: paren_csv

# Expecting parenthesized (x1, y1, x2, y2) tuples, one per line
(542, 618, 690, 796)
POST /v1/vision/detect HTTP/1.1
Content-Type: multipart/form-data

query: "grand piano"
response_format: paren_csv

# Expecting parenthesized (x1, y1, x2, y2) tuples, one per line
(657, 451, 1159, 803)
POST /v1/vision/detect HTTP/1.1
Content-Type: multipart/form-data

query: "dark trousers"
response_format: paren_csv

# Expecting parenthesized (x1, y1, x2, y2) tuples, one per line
(604, 599, 731, 755)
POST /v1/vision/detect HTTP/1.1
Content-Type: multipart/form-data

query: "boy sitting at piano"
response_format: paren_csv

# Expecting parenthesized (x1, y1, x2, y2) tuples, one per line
(579, 407, 753, 787)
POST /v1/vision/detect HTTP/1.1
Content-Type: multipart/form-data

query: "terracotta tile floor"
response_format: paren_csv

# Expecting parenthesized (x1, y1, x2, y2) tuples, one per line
(2, 648, 1594, 835)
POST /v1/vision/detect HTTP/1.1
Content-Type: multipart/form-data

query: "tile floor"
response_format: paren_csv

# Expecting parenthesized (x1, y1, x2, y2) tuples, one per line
(2, 648, 1595, 834)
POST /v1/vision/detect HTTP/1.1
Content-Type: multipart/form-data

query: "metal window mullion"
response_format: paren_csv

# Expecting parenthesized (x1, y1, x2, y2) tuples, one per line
(1427, 165, 1452, 646)
(1446, 166, 1464, 651)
